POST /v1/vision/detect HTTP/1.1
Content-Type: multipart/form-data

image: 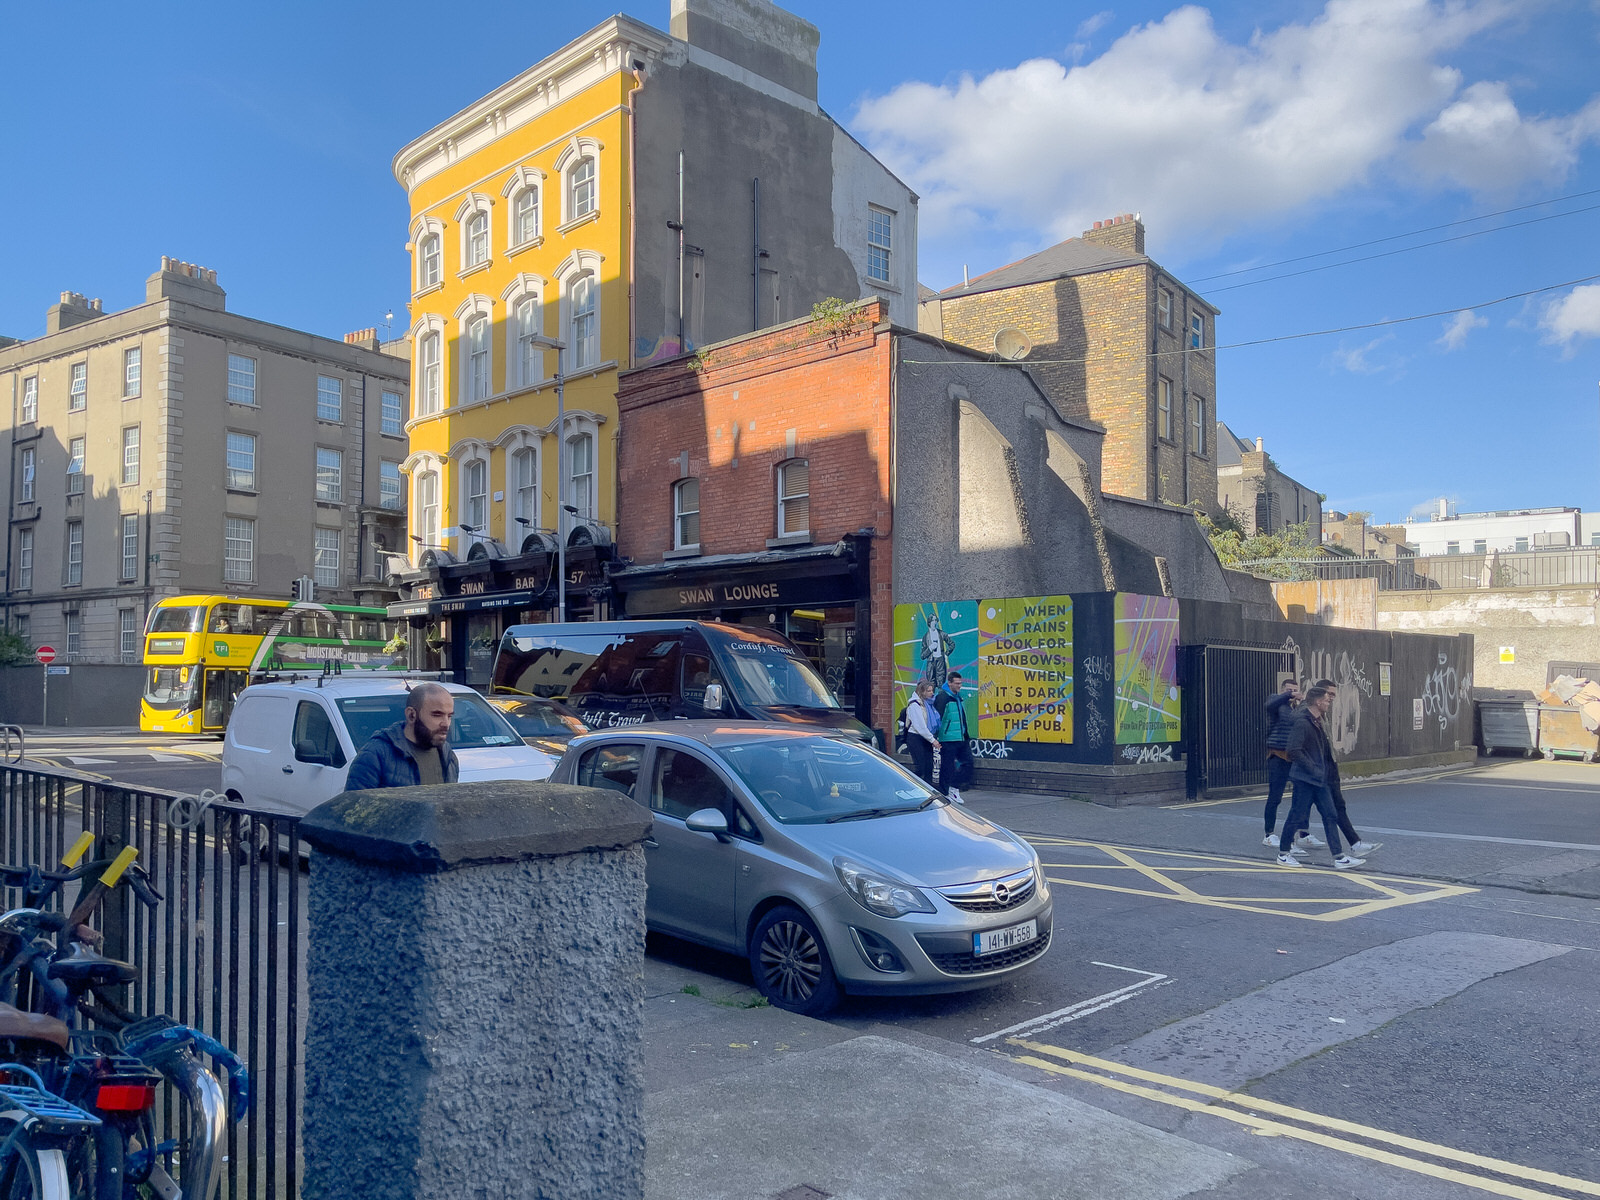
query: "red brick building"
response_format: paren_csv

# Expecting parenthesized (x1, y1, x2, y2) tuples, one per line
(920, 215, 1219, 514)
(612, 300, 896, 733)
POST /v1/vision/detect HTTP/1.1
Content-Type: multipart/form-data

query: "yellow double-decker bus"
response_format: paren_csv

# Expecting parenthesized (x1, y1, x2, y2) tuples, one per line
(140, 595, 401, 733)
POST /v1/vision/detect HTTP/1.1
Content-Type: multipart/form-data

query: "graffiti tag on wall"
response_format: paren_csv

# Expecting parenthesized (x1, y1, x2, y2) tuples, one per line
(1421, 652, 1472, 731)
(1281, 636, 1373, 756)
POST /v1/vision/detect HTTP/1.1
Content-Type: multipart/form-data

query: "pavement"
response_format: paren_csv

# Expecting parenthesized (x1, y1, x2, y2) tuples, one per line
(642, 763, 1600, 1200)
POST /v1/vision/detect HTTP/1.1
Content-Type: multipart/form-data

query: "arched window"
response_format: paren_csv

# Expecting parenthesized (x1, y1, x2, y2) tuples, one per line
(776, 458, 809, 537)
(418, 331, 442, 416)
(515, 295, 542, 387)
(512, 447, 538, 532)
(462, 458, 489, 546)
(513, 186, 539, 245)
(568, 156, 595, 220)
(466, 211, 489, 268)
(567, 432, 595, 521)
(415, 470, 440, 557)
(419, 233, 441, 288)
(673, 478, 700, 550)
(467, 314, 491, 402)
(570, 274, 596, 370)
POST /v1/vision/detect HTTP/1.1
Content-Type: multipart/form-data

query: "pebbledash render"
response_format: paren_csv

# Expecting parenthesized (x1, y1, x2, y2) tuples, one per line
(0, 260, 410, 664)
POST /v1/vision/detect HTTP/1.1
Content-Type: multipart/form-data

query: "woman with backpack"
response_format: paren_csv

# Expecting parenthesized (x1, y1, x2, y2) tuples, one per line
(901, 680, 940, 785)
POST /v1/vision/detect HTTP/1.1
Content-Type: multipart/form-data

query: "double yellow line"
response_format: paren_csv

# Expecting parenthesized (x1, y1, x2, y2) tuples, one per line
(1007, 1039, 1599, 1199)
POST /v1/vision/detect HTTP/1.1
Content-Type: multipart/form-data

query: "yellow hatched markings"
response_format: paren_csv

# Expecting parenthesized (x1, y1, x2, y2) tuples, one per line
(1006, 1039, 1600, 1200)
(1025, 837, 1476, 922)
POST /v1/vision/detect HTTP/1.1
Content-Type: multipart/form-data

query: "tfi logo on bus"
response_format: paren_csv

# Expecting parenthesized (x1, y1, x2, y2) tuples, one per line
(213, 642, 230, 657)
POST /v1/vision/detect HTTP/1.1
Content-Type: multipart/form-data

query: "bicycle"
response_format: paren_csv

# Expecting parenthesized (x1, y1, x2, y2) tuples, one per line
(0, 1060, 102, 1199)
(0, 836, 247, 1199)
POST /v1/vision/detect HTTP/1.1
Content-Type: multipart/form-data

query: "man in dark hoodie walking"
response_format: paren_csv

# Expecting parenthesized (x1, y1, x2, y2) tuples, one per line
(1276, 685, 1365, 870)
(345, 682, 461, 790)
(1263, 680, 1312, 855)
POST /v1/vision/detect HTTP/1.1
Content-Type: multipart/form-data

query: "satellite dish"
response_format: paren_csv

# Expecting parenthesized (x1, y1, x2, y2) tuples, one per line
(993, 326, 1032, 361)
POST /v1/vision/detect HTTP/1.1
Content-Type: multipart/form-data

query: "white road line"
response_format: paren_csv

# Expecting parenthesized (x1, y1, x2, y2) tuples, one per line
(1355, 826, 1600, 852)
(972, 963, 1168, 1045)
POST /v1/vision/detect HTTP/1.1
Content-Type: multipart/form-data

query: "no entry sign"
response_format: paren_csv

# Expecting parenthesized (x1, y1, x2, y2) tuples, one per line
(34, 645, 56, 665)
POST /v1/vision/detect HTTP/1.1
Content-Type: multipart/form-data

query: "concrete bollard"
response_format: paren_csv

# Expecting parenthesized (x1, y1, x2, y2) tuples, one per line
(299, 780, 653, 1200)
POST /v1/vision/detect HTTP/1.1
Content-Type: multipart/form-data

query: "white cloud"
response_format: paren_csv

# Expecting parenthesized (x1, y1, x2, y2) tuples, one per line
(853, 0, 1598, 251)
(1075, 11, 1114, 39)
(1540, 284, 1600, 352)
(1437, 309, 1488, 349)
(1333, 333, 1397, 373)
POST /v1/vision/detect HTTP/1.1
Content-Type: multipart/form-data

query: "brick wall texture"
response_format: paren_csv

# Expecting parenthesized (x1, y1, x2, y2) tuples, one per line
(615, 300, 898, 730)
(938, 241, 1218, 516)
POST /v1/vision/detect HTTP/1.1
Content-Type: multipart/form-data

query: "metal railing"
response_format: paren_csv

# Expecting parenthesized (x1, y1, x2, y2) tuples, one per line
(1239, 547, 1600, 591)
(0, 764, 302, 1200)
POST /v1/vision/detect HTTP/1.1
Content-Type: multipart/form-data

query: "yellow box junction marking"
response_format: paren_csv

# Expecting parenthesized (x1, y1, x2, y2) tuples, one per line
(1025, 837, 1475, 922)
(1005, 1039, 1599, 1200)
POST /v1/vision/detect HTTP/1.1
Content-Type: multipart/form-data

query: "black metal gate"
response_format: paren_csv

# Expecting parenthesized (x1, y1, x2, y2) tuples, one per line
(0, 765, 302, 1200)
(1183, 645, 1294, 798)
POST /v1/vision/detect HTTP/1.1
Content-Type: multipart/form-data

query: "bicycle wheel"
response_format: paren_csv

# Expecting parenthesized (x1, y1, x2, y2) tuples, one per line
(0, 1126, 72, 1200)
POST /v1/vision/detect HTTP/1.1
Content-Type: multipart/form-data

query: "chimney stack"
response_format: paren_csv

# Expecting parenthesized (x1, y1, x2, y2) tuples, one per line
(46, 291, 105, 335)
(146, 257, 226, 311)
(1081, 212, 1145, 256)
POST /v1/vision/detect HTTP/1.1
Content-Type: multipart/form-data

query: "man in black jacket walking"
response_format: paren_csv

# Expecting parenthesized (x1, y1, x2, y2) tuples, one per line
(1262, 680, 1311, 853)
(1276, 685, 1365, 870)
(345, 682, 461, 790)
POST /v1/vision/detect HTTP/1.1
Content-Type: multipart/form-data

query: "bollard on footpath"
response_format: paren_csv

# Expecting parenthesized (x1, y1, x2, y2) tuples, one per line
(299, 779, 652, 1200)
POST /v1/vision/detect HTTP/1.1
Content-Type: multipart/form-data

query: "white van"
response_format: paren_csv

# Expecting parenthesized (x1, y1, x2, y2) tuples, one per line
(221, 674, 555, 815)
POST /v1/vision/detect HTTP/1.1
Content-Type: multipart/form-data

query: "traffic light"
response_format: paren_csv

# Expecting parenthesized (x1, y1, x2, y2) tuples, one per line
(291, 575, 316, 602)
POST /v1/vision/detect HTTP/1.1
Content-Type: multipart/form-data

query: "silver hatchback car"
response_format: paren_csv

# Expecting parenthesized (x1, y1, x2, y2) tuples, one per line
(549, 722, 1052, 1015)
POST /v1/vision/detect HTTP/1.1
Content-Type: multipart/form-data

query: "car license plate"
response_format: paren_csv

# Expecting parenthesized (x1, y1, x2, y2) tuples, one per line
(974, 919, 1037, 957)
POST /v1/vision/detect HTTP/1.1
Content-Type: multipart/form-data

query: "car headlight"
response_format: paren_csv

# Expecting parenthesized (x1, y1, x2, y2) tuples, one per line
(834, 857, 936, 918)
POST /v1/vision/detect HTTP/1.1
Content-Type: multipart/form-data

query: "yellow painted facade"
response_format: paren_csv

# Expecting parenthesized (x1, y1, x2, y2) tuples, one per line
(396, 36, 649, 564)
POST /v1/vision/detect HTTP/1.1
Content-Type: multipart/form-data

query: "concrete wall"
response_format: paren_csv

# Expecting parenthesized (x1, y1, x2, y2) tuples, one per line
(1378, 586, 1600, 694)
(0, 664, 143, 726)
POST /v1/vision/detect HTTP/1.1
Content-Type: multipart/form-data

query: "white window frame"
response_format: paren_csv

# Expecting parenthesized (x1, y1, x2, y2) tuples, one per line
(123, 346, 141, 398)
(16, 528, 32, 591)
(226, 432, 256, 491)
(412, 465, 442, 560)
(227, 354, 257, 405)
(122, 426, 140, 485)
(64, 612, 81, 658)
(502, 166, 546, 249)
(554, 251, 606, 375)
(452, 296, 494, 405)
(502, 274, 548, 390)
(414, 318, 445, 416)
(1190, 397, 1206, 455)
(1157, 378, 1173, 441)
(121, 512, 139, 580)
(224, 517, 255, 583)
(673, 478, 700, 550)
(1158, 288, 1173, 330)
(458, 452, 490, 550)
(379, 460, 403, 510)
(1190, 312, 1205, 350)
(455, 194, 494, 274)
(68, 362, 86, 411)
(566, 431, 595, 521)
(511, 445, 539, 535)
(66, 437, 85, 495)
(314, 528, 341, 589)
(866, 206, 893, 284)
(776, 458, 810, 538)
(411, 216, 445, 293)
(120, 608, 139, 662)
(12, 613, 27, 643)
(381, 390, 403, 436)
(315, 447, 343, 503)
(554, 138, 603, 228)
(65, 522, 83, 585)
(20, 376, 36, 423)
(19, 447, 34, 502)
(317, 375, 343, 422)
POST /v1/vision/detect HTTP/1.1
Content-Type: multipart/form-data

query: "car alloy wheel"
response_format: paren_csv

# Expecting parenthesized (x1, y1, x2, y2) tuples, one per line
(750, 905, 840, 1017)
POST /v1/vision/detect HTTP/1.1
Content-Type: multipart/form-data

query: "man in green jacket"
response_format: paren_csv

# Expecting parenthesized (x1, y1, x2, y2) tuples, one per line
(932, 671, 971, 804)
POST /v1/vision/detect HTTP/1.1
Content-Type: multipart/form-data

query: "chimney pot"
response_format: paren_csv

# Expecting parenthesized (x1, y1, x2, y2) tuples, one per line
(1255, 437, 1263, 451)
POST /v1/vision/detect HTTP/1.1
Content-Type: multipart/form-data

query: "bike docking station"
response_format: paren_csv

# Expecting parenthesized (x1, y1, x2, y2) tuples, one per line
(298, 779, 653, 1200)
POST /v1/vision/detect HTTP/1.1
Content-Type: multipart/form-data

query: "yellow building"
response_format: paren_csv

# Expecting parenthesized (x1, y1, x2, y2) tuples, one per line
(390, 0, 917, 679)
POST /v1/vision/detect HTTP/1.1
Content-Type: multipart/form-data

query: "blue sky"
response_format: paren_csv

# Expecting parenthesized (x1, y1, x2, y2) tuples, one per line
(3, 0, 1597, 523)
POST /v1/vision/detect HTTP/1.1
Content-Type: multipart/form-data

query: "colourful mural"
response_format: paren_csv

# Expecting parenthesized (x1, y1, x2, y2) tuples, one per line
(976, 596, 1073, 743)
(1113, 593, 1181, 744)
(893, 597, 1071, 744)
(892, 600, 978, 726)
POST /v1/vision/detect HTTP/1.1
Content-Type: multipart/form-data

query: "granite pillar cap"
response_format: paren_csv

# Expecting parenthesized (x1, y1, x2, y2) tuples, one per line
(301, 780, 653, 873)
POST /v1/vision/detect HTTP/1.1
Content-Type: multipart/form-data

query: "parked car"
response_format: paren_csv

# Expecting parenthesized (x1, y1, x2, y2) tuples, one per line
(486, 694, 590, 754)
(222, 674, 556, 815)
(490, 620, 876, 743)
(548, 722, 1052, 1015)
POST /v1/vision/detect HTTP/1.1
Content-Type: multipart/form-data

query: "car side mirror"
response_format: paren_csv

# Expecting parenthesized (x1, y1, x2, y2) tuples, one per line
(684, 808, 730, 841)
(703, 682, 724, 713)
